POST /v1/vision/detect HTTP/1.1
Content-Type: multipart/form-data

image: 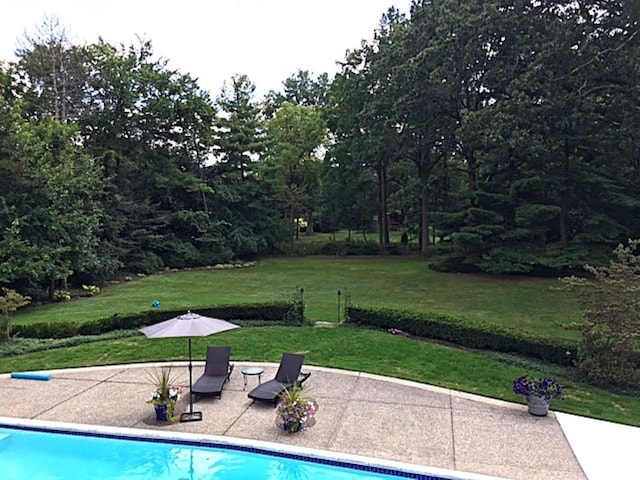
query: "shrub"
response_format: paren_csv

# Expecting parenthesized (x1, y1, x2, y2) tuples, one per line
(53, 290, 71, 302)
(0, 330, 139, 358)
(17, 321, 80, 339)
(158, 240, 202, 269)
(314, 240, 402, 256)
(14, 300, 306, 339)
(126, 251, 164, 275)
(345, 306, 578, 366)
(343, 241, 381, 256)
(0, 288, 31, 341)
(199, 246, 234, 267)
(81, 285, 101, 297)
(560, 240, 640, 387)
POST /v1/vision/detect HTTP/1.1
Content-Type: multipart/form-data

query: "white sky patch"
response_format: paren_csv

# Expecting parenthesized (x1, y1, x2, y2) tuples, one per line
(1, 0, 412, 97)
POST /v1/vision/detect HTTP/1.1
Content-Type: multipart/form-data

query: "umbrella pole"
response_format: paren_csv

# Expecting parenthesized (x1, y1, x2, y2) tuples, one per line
(180, 337, 202, 422)
(188, 337, 194, 414)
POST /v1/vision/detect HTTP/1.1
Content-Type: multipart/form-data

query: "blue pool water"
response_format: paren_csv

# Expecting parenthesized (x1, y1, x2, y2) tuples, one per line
(0, 426, 440, 480)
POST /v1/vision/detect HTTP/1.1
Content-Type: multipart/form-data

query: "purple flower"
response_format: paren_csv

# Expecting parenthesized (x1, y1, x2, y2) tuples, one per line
(275, 393, 318, 433)
(513, 375, 564, 400)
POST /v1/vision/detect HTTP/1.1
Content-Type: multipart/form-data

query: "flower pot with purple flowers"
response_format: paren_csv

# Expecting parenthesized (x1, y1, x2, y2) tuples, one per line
(513, 375, 564, 416)
(275, 386, 318, 434)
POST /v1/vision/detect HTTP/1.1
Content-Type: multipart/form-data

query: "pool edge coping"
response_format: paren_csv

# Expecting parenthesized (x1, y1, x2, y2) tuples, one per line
(0, 415, 507, 480)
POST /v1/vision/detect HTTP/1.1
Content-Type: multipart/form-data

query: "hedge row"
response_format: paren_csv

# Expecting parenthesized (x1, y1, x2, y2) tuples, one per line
(315, 241, 402, 256)
(15, 300, 306, 340)
(345, 306, 579, 366)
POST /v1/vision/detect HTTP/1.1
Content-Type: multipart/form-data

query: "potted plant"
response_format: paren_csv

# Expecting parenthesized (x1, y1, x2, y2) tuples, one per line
(146, 366, 183, 422)
(513, 375, 564, 416)
(275, 386, 318, 434)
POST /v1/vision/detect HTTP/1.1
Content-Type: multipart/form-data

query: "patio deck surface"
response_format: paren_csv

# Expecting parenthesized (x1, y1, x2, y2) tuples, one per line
(0, 361, 637, 479)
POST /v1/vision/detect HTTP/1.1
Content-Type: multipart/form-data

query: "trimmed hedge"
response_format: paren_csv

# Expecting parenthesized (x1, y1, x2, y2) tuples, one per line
(345, 306, 579, 366)
(14, 301, 307, 340)
(308, 240, 402, 256)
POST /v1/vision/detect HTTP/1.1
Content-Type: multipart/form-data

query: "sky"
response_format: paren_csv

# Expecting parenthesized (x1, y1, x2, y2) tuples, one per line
(1, 0, 412, 98)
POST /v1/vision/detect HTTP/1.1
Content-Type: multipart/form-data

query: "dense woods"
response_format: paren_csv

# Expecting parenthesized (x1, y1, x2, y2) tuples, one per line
(1, 1, 639, 300)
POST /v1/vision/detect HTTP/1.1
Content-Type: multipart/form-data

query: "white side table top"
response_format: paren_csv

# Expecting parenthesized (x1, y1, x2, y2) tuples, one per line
(242, 367, 264, 375)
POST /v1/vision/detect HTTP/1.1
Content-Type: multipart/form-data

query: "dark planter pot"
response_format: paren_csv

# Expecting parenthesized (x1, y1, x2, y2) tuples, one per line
(283, 421, 303, 433)
(527, 395, 551, 416)
(155, 403, 169, 421)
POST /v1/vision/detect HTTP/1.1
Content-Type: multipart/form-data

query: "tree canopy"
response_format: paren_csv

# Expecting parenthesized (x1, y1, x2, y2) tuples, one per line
(1, 3, 639, 300)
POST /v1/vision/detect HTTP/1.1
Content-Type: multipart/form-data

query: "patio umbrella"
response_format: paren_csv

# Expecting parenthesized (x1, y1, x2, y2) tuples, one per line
(139, 310, 240, 422)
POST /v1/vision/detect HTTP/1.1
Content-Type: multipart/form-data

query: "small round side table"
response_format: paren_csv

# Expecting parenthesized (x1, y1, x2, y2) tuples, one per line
(242, 367, 264, 390)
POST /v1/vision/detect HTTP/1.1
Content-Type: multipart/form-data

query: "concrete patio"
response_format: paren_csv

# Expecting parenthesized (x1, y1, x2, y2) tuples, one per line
(0, 361, 630, 479)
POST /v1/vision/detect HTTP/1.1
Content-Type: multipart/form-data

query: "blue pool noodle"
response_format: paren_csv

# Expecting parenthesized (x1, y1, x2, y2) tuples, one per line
(11, 372, 51, 381)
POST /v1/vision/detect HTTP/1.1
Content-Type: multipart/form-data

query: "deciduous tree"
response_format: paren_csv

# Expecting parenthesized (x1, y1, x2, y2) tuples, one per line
(0, 288, 31, 341)
(265, 102, 326, 238)
(561, 240, 640, 387)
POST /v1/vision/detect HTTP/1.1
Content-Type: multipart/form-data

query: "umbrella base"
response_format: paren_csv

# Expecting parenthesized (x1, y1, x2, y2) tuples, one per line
(180, 411, 202, 423)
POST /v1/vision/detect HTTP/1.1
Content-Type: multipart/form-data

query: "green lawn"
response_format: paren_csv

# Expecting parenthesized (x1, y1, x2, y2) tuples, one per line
(15, 257, 582, 340)
(4, 257, 638, 427)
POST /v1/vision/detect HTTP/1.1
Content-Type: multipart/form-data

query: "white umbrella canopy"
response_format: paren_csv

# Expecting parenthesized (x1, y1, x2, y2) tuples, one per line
(139, 311, 240, 423)
(139, 311, 240, 338)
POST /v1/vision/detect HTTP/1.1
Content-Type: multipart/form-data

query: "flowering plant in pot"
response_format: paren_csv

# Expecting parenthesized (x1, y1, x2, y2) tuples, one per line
(275, 386, 318, 434)
(146, 366, 183, 422)
(513, 375, 564, 416)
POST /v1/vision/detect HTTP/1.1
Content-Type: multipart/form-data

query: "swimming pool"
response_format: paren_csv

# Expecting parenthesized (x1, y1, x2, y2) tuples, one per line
(0, 419, 491, 480)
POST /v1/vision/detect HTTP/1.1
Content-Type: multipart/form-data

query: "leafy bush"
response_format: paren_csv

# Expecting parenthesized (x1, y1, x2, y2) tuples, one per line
(228, 226, 268, 256)
(157, 239, 202, 269)
(282, 288, 307, 326)
(14, 283, 48, 303)
(560, 240, 640, 387)
(81, 285, 101, 297)
(345, 306, 578, 366)
(14, 300, 306, 339)
(126, 251, 164, 275)
(313, 240, 402, 256)
(199, 246, 234, 267)
(0, 330, 139, 358)
(342, 241, 382, 255)
(0, 288, 31, 341)
(53, 290, 71, 302)
(428, 255, 482, 274)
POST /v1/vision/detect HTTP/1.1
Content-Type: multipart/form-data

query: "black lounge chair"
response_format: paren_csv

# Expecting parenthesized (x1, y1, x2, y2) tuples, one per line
(247, 352, 311, 404)
(192, 346, 234, 400)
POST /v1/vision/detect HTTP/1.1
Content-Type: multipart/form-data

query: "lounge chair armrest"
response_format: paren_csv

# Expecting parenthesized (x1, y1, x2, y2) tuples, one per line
(228, 363, 234, 378)
(296, 371, 311, 387)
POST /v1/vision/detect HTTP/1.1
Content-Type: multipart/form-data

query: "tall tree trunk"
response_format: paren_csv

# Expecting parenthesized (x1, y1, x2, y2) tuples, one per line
(560, 140, 572, 248)
(559, 193, 568, 248)
(466, 149, 477, 193)
(377, 163, 389, 252)
(305, 210, 314, 235)
(419, 162, 430, 257)
(290, 206, 298, 240)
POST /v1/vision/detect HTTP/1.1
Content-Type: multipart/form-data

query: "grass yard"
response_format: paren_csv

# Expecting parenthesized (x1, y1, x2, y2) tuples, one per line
(15, 256, 582, 340)
(4, 256, 639, 427)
